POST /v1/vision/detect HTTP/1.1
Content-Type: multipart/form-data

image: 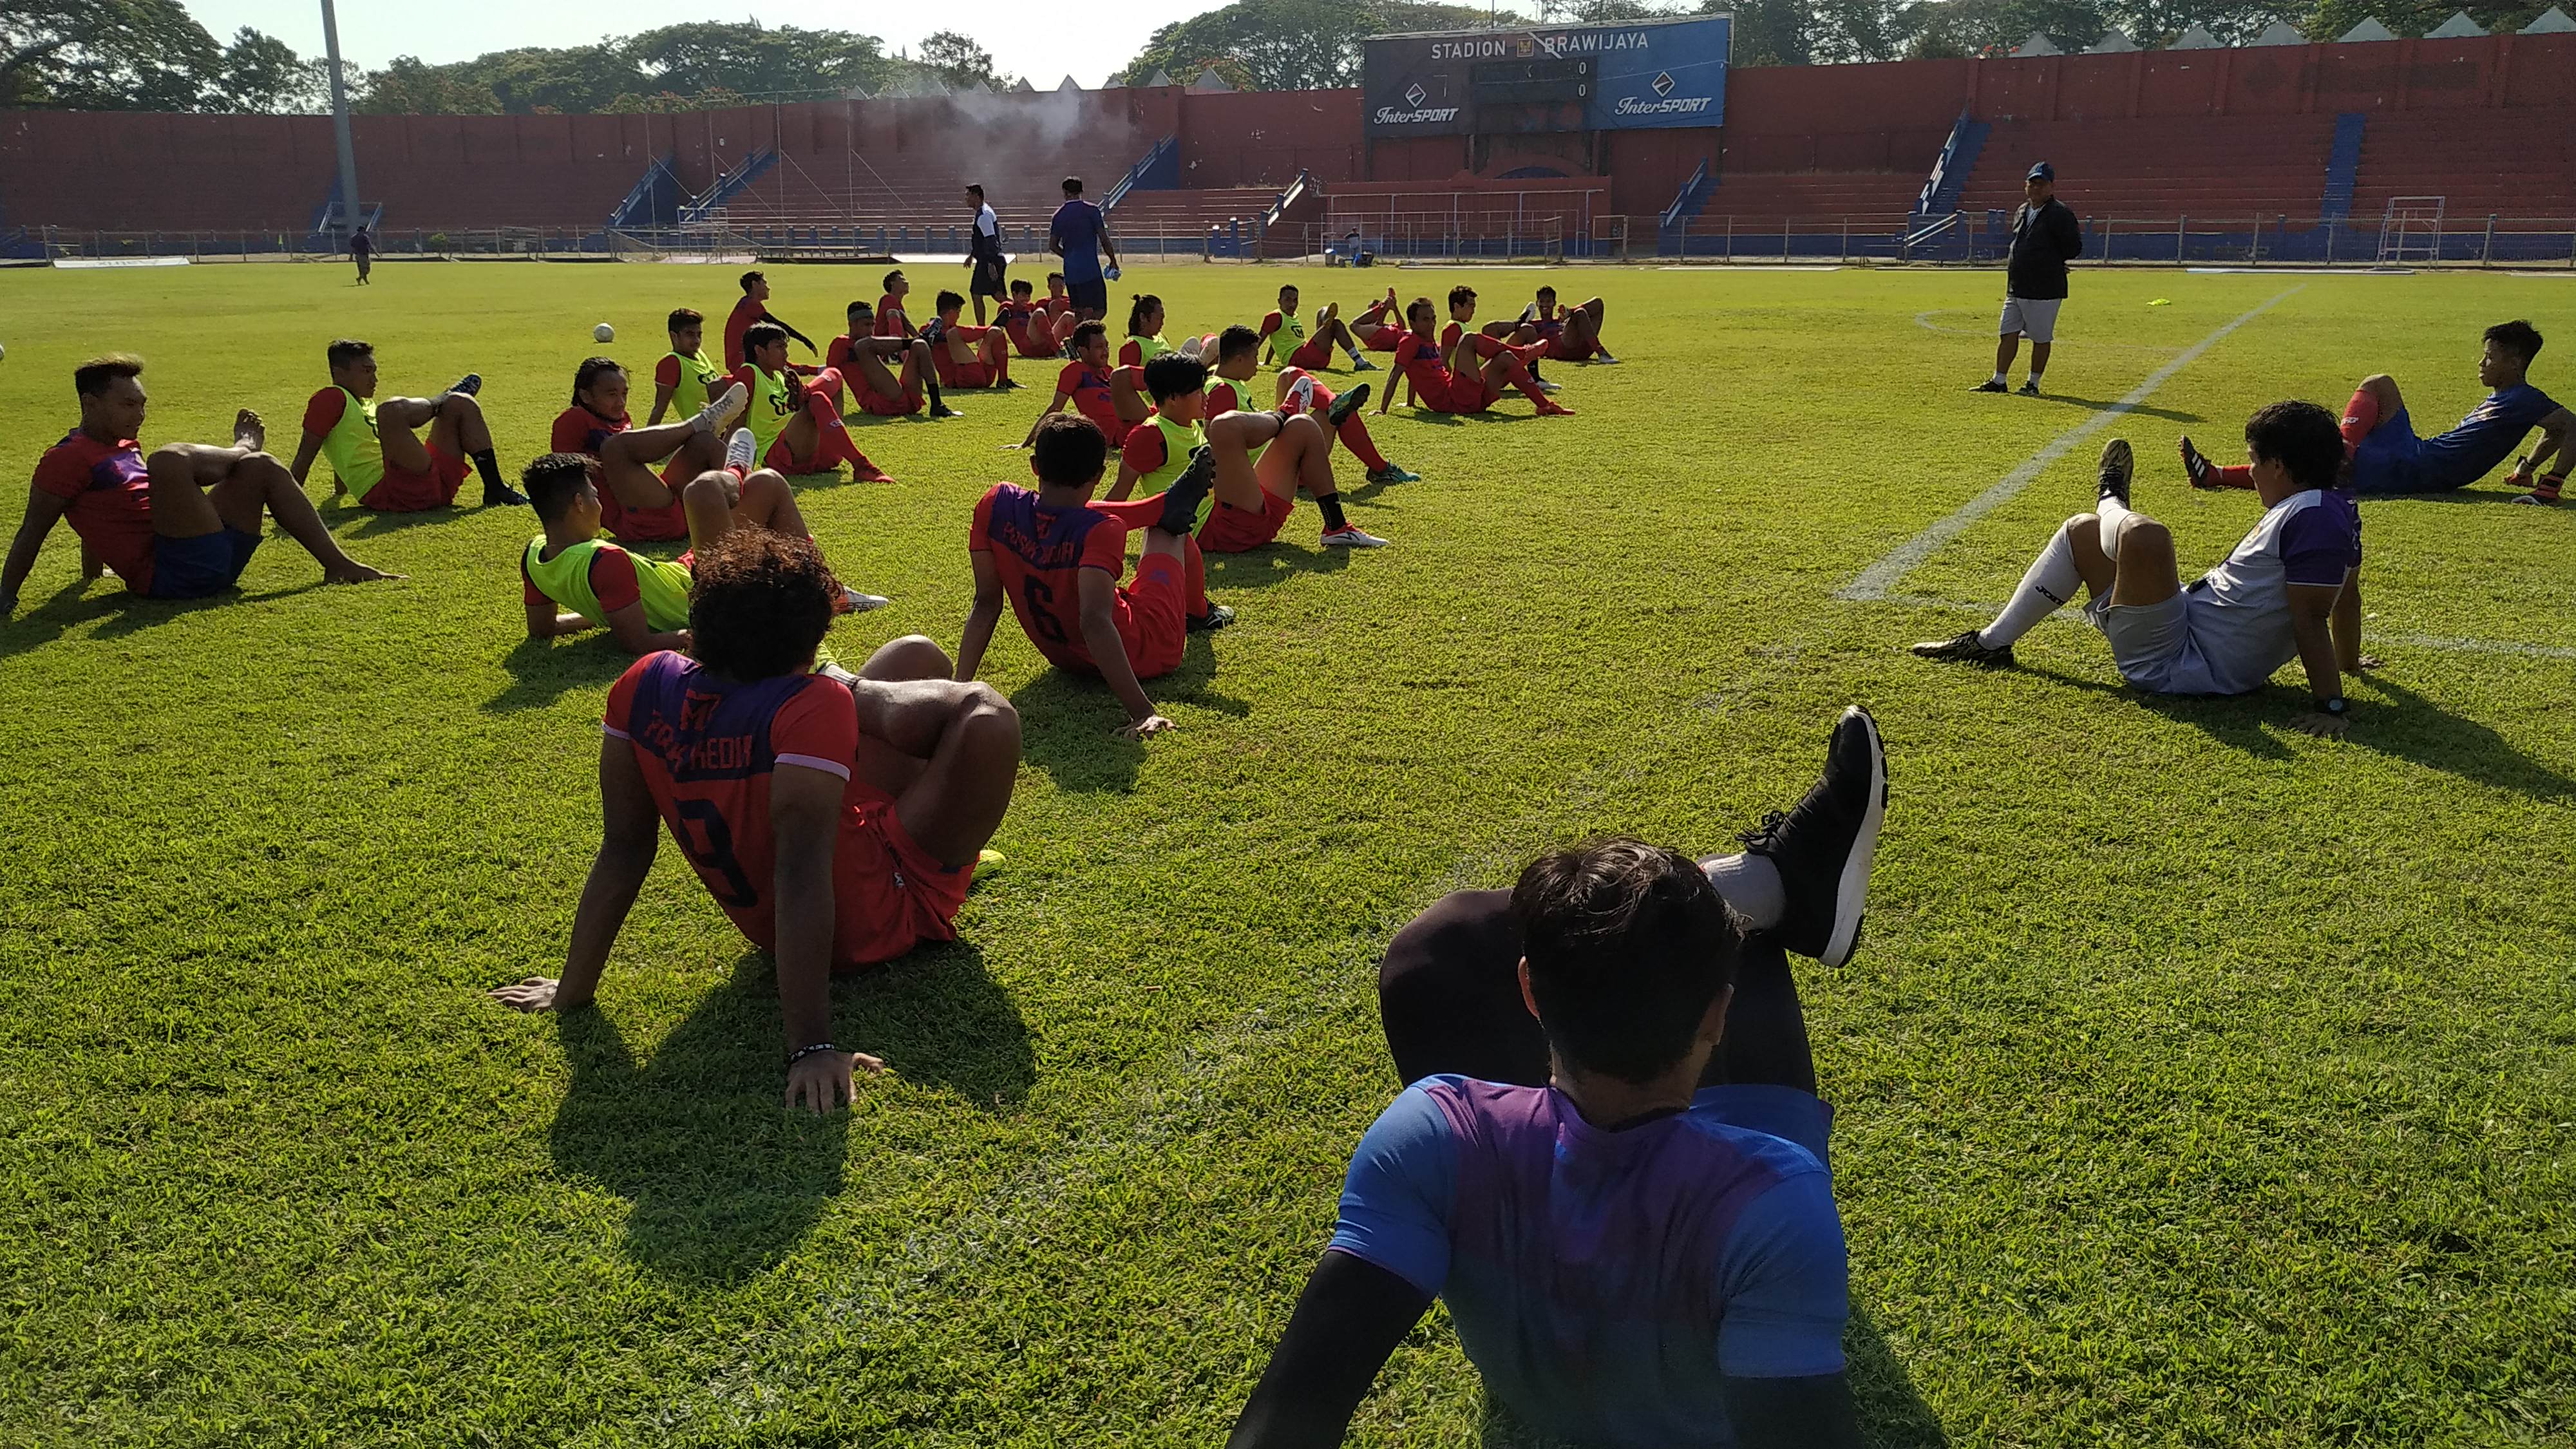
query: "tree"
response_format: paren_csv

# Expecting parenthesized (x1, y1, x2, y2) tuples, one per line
(355, 56, 502, 115)
(2302, 0, 2546, 35)
(623, 21, 893, 101)
(209, 27, 325, 113)
(1116, 0, 1499, 91)
(918, 30, 1011, 91)
(2, 0, 220, 109)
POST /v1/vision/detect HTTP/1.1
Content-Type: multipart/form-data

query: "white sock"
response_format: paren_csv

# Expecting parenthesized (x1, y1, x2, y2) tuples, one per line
(2027, 368, 2045, 384)
(2095, 491, 2138, 558)
(1980, 521, 2082, 647)
(1702, 853, 1785, 931)
(1989, 371, 2007, 386)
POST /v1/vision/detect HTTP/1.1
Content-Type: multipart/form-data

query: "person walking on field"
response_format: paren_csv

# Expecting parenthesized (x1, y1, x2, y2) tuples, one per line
(350, 225, 372, 286)
(966, 184, 1009, 327)
(1976, 162, 2081, 397)
(1048, 178, 1121, 325)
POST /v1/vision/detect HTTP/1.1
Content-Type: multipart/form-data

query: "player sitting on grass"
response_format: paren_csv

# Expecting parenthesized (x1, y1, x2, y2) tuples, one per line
(551, 357, 746, 542)
(3, 355, 396, 618)
(1116, 353, 1390, 552)
(646, 307, 731, 426)
(1231, 706, 1888, 1449)
(491, 527, 1023, 1113)
(875, 269, 917, 339)
(1258, 283, 1376, 373)
(290, 339, 525, 509)
(723, 269, 817, 373)
(1000, 279, 1075, 359)
(1117, 294, 1176, 369)
(1517, 284, 1619, 364)
(1346, 285, 1406, 353)
(1205, 325, 1417, 487)
(735, 323, 895, 482)
(2181, 320, 2571, 505)
(1382, 298, 1571, 419)
(1020, 322, 1149, 450)
(828, 302, 958, 421)
(518, 442, 889, 657)
(1915, 406, 2365, 736)
(1442, 285, 1557, 390)
(958, 414, 1232, 740)
(923, 290, 1017, 391)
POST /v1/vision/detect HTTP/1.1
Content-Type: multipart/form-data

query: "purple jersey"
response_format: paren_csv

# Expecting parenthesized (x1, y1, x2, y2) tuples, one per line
(1329, 1075, 1847, 1448)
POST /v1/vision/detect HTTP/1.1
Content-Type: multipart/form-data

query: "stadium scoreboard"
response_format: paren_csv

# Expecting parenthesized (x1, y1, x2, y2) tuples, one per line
(1363, 15, 1730, 138)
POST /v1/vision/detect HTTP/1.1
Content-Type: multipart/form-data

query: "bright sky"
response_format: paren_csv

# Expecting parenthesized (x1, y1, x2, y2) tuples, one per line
(177, 0, 1254, 93)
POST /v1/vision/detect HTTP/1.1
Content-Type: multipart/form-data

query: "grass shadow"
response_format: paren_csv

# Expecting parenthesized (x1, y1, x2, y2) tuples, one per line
(2346, 671, 2575, 800)
(1205, 545, 1352, 591)
(2011, 663, 2299, 760)
(484, 634, 634, 713)
(2032, 393, 2203, 424)
(1, 576, 330, 657)
(1472, 1301, 1944, 1446)
(2357, 486, 2531, 506)
(547, 941, 1032, 1283)
(1009, 634, 1249, 793)
(337, 502, 471, 538)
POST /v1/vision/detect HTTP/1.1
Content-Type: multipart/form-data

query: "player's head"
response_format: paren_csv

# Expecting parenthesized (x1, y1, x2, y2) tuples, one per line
(2481, 320, 2544, 387)
(743, 322, 789, 370)
(1010, 278, 1034, 300)
(688, 527, 842, 682)
(1278, 282, 1300, 307)
(740, 269, 768, 299)
(935, 289, 966, 319)
(2025, 161, 2054, 202)
(1046, 271, 1067, 294)
(846, 298, 873, 328)
(1127, 294, 1163, 337)
(1405, 297, 1438, 337)
(1071, 320, 1110, 365)
(325, 339, 377, 394)
(966, 183, 985, 204)
(522, 451, 601, 532)
(1062, 176, 1084, 198)
(1215, 324, 1262, 378)
(1448, 283, 1477, 318)
(667, 307, 705, 352)
(1029, 412, 1110, 490)
(1142, 353, 1206, 407)
(1511, 838, 1742, 1086)
(571, 356, 628, 413)
(1534, 285, 1557, 305)
(2243, 400, 2347, 498)
(71, 354, 147, 436)
(882, 269, 907, 298)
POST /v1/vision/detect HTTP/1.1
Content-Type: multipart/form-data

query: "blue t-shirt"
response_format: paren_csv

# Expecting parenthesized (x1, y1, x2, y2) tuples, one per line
(1329, 1075, 1848, 1449)
(2419, 383, 2560, 488)
(1050, 199, 1106, 281)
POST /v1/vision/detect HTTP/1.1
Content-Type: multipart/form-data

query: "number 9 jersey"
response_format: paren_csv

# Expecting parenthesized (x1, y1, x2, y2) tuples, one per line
(603, 652, 973, 968)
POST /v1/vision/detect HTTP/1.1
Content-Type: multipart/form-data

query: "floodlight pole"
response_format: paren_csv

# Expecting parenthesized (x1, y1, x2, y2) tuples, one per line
(319, 0, 362, 238)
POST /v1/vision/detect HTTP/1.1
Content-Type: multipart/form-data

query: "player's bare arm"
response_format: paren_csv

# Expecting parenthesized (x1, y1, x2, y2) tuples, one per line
(1019, 390, 1074, 450)
(2332, 573, 2376, 673)
(956, 549, 1008, 681)
(491, 736, 662, 1014)
(769, 761, 884, 1113)
(2507, 405, 2572, 485)
(1107, 456, 1145, 501)
(1077, 567, 1173, 738)
(0, 486, 76, 619)
(2288, 580, 2351, 737)
(287, 431, 327, 489)
(646, 380, 677, 426)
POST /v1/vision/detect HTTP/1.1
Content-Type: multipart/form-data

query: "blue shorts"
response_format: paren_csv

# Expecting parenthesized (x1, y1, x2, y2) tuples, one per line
(2348, 407, 2429, 495)
(1696, 1083, 1836, 1174)
(1065, 278, 1108, 314)
(148, 527, 260, 599)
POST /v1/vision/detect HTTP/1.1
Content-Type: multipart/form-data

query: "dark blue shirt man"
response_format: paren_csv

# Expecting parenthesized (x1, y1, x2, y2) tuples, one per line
(1047, 177, 1119, 323)
(2343, 320, 2571, 499)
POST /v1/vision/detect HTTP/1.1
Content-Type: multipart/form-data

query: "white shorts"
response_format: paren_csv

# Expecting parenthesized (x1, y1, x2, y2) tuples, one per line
(2000, 296, 2063, 343)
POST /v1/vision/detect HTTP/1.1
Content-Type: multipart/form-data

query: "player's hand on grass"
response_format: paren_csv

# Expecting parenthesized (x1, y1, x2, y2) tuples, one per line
(2292, 710, 2349, 739)
(489, 976, 583, 1012)
(1119, 713, 1177, 740)
(786, 1048, 885, 1113)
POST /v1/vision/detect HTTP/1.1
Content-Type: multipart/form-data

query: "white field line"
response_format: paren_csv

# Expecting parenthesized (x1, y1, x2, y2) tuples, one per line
(1843, 286, 2304, 603)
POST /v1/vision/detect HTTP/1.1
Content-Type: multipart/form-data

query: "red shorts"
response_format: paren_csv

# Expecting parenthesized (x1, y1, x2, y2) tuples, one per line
(943, 361, 997, 389)
(359, 445, 468, 512)
(762, 437, 826, 474)
(828, 787, 976, 969)
(856, 385, 923, 417)
(1289, 337, 1334, 371)
(1010, 328, 1058, 359)
(1546, 334, 1597, 362)
(1118, 552, 1189, 678)
(1198, 485, 1295, 553)
(1361, 327, 1400, 352)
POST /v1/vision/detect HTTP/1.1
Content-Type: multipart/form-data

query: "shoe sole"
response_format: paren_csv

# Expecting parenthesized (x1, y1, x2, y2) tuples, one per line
(1819, 705, 1887, 969)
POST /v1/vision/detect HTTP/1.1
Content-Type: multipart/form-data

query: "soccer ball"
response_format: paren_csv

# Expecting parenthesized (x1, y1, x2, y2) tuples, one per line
(0, 341, 8, 363)
(592, 323, 615, 343)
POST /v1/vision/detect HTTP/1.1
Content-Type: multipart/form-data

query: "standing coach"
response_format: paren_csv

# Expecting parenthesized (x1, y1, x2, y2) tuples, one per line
(1977, 162, 2081, 397)
(966, 184, 1008, 326)
(1048, 178, 1120, 325)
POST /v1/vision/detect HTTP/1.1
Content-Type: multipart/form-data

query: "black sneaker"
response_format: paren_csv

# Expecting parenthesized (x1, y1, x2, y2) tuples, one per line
(1157, 446, 1218, 537)
(2016, 378, 2042, 396)
(447, 373, 483, 398)
(1971, 379, 2008, 393)
(2179, 435, 2221, 489)
(1326, 381, 1371, 428)
(2098, 438, 2134, 507)
(1909, 630, 2012, 667)
(1739, 705, 1886, 967)
(1186, 603, 1236, 632)
(482, 484, 529, 507)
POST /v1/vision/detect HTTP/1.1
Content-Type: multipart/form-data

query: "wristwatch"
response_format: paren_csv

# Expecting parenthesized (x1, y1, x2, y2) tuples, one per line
(2321, 697, 2348, 716)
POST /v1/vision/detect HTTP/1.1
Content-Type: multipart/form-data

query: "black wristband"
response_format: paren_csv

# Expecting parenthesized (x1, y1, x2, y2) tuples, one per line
(787, 1041, 840, 1066)
(2322, 696, 2348, 715)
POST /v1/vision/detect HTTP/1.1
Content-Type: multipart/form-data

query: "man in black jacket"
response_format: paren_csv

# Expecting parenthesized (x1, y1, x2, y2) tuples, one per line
(1978, 162, 2081, 396)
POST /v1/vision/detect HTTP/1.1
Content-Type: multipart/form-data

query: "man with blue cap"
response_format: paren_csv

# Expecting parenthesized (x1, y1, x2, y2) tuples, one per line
(1978, 161, 2082, 396)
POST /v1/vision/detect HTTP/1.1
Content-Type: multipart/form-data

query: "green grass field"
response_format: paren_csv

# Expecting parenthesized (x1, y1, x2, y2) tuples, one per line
(3, 256, 2572, 1447)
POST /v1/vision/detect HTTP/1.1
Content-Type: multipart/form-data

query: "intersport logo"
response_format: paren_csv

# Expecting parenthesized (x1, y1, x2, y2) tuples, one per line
(1613, 94, 1712, 115)
(1374, 104, 1463, 124)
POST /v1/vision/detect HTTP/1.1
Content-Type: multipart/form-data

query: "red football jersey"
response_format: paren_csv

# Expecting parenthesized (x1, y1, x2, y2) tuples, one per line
(1057, 360, 1124, 442)
(32, 430, 155, 589)
(969, 482, 1138, 672)
(722, 296, 766, 373)
(551, 404, 627, 458)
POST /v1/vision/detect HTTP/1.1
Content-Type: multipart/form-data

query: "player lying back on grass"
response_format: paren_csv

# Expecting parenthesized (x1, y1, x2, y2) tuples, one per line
(2, 354, 397, 618)
(1019, 322, 1148, 450)
(923, 290, 1018, 391)
(1916, 403, 2366, 735)
(290, 339, 525, 510)
(1383, 298, 1571, 419)
(492, 527, 1022, 1113)
(1206, 325, 1417, 487)
(1231, 707, 1887, 1449)
(957, 413, 1227, 740)
(2180, 319, 2571, 505)
(551, 357, 746, 543)
(1257, 283, 1377, 373)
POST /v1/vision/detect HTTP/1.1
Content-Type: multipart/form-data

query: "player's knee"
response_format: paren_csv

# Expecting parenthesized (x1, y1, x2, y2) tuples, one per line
(1283, 413, 1327, 444)
(144, 444, 198, 479)
(440, 392, 481, 421)
(681, 469, 733, 506)
(958, 685, 1022, 750)
(2117, 519, 2174, 558)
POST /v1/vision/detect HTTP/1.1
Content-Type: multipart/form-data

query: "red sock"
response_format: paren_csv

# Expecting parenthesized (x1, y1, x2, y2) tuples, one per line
(2340, 387, 2379, 450)
(2215, 463, 2254, 487)
(1503, 359, 1548, 407)
(1338, 412, 1390, 472)
(805, 393, 890, 480)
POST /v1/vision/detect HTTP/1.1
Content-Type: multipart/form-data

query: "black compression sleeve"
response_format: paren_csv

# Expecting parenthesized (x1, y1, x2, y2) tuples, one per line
(1719, 1372, 1866, 1449)
(1227, 1252, 1431, 1449)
